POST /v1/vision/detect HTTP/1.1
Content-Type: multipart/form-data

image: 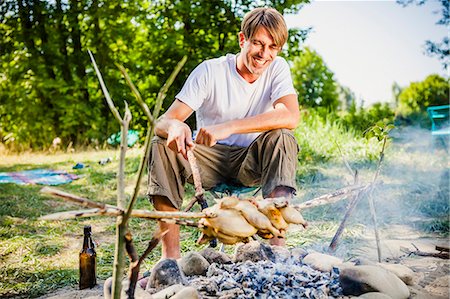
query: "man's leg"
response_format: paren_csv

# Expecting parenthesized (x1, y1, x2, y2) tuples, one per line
(147, 137, 230, 258)
(152, 195, 180, 259)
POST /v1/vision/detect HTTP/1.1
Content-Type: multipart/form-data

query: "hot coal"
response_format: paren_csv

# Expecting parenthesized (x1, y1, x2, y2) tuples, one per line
(187, 258, 343, 299)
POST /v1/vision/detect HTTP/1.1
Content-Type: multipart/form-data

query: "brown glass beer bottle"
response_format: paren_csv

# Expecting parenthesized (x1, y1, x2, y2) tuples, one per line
(79, 225, 97, 289)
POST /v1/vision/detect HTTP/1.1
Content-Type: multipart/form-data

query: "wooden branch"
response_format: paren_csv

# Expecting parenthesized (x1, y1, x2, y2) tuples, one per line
(365, 136, 387, 262)
(335, 141, 357, 183)
(184, 150, 208, 212)
(294, 184, 370, 210)
(436, 245, 450, 252)
(187, 150, 203, 197)
(39, 208, 208, 221)
(124, 229, 168, 298)
(39, 187, 212, 220)
(400, 245, 449, 259)
(328, 136, 388, 253)
(152, 55, 187, 121)
(117, 64, 154, 125)
(328, 190, 363, 251)
(368, 192, 382, 262)
(41, 187, 107, 209)
(138, 229, 169, 265)
(88, 50, 123, 123)
(120, 55, 186, 224)
(124, 231, 139, 299)
(122, 125, 152, 224)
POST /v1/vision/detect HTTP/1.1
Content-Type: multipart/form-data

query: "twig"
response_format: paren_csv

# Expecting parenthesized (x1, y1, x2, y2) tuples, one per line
(152, 56, 187, 121)
(368, 192, 382, 262)
(328, 190, 363, 251)
(293, 184, 371, 210)
(366, 136, 388, 262)
(436, 245, 450, 252)
(117, 64, 154, 125)
(88, 50, 123, 124)
(125, 229, 168, 299)
(328, 136, 387, 255)
(124, 231, 139, 299)
(400, 245, 449, 259)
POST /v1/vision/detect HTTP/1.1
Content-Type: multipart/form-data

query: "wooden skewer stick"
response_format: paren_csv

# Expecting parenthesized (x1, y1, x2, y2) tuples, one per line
(39, 208, 208, 221)
(40, 187, 214, 221)
(184, 150, 208, 212)
(294, 184, 371, 210)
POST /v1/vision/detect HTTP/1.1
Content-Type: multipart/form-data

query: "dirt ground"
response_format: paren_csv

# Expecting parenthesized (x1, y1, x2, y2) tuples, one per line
(38, 226, 449, 299)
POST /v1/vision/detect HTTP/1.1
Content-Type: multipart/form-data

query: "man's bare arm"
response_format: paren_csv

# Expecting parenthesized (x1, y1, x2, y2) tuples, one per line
(195, 94, 299, 146)
(155, 99, 194, 159)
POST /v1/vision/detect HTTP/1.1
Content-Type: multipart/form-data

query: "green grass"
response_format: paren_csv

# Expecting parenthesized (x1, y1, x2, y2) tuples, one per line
(0, 125, 448, 298)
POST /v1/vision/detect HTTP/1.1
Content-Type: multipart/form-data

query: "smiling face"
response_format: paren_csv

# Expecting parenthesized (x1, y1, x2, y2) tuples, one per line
(237, 26, 281, 83)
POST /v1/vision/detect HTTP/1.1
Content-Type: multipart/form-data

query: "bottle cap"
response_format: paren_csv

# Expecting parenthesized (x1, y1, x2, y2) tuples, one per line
(84, 225, 92, 234)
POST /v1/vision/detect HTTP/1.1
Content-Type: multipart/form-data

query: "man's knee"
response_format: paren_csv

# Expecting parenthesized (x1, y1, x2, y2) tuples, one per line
(151, 195, 178, 211)
(262, 128, 293, 139)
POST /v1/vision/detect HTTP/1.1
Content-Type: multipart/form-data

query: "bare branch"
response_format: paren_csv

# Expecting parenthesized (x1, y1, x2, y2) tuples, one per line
(117, 64, 154, 124)
(39, 208, 209, 221)
(88, 50, 123, 123)
(293, 184, 371, 210)
(153, 55, 187, 121)
(41, 187, 107, 209)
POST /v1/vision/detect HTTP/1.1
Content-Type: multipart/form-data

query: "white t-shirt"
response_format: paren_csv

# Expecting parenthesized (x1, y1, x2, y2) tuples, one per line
(176, 53, 296, 147)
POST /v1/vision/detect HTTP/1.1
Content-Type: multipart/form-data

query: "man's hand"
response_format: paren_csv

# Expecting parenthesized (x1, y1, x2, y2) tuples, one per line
(195, 124, 232, 147)
(166, 121, 194, 160)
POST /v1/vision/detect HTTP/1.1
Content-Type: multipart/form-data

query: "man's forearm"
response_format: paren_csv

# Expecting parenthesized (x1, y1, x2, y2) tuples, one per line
(225, 104, 300, 135)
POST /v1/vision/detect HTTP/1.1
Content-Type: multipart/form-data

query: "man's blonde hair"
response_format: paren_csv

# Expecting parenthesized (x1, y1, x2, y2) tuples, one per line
(241, 7, 288, 48)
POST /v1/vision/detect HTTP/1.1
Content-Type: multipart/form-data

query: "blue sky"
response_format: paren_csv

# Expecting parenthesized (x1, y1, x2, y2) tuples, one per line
(285, 0, 447, 106)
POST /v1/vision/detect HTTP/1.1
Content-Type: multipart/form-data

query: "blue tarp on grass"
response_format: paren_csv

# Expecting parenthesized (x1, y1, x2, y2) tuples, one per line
(0, 169, 79, 185)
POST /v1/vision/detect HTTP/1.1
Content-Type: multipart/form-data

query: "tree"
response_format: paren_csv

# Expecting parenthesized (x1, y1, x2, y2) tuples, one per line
(397, 0, 449, 70)
(338, 85, 356, 112)
(0, 0, 309, 150)
(290, 47, 340, 110)
(396, 74, 449, 121)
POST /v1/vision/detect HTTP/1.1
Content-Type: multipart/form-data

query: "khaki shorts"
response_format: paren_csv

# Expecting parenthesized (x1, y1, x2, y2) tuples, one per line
(147, 129, 299, 209)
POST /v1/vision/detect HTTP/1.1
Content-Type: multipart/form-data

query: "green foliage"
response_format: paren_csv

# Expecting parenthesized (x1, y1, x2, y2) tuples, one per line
(395, 74, 449, 126)
(339, 102, 395, 134)
(291, 47, 340, 111)
(0, 0, 308, 150)
(364, 122, 395, 142)
(294, 109, 383, 167)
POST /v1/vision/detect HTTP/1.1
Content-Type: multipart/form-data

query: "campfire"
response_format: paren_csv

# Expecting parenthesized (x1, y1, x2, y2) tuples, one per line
(185, 246, 342, 299)
(138, 240, 412, 299)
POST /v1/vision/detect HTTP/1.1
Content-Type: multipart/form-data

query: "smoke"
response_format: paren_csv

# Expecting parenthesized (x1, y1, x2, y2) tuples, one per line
(293, 126, 449, 259)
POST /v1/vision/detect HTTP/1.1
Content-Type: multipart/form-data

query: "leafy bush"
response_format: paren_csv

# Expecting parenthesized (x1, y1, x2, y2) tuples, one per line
(339, 102, 395, 134)
(395, 74, 449, 127)
(294, 109, 383, 168)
